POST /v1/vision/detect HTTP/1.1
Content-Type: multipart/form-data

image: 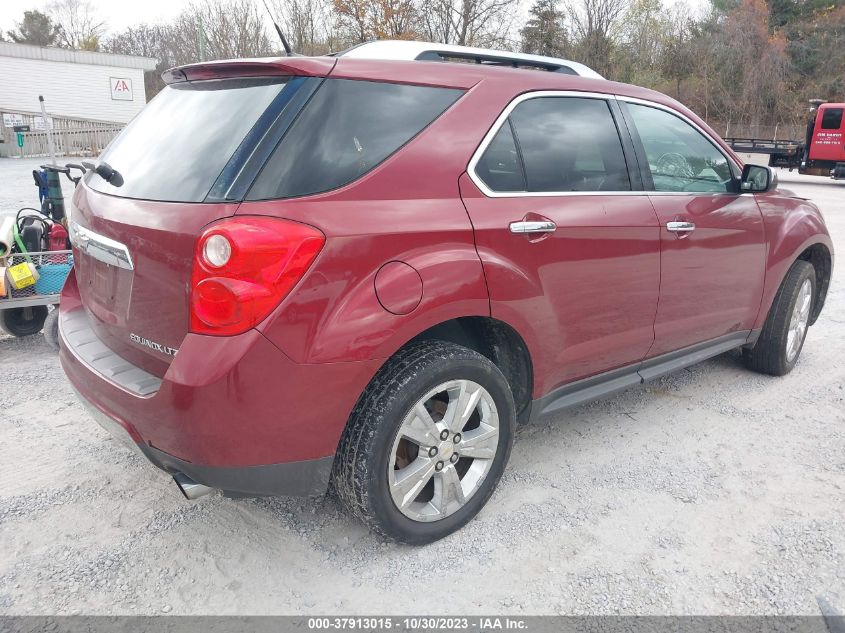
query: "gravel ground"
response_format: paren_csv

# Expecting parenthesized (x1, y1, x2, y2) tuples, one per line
(0, 157, 843, 615)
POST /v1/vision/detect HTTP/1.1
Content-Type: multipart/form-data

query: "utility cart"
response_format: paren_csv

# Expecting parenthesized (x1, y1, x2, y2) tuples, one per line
(0, 147, 86, 348)
(0, 249, 73, 348)
(0, 98, 84, 348)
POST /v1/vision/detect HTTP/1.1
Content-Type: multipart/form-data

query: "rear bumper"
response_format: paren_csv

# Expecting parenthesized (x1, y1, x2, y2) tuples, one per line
(59, 292, 380, 497)
(72, 384, 333, 496)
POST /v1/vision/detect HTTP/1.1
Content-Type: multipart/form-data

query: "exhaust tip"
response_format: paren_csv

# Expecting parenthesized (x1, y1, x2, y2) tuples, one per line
(173, 472, 213, 500)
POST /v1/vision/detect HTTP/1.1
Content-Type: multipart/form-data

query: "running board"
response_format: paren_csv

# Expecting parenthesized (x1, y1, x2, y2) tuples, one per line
(530, 331, 751, 421)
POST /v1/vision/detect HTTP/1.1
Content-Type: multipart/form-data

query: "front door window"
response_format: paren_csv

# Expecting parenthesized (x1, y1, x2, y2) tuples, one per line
(627, 103, 734, 193)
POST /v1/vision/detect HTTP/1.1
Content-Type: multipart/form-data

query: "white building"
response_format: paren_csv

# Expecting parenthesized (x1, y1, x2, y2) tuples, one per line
(0, 42, 157, 124)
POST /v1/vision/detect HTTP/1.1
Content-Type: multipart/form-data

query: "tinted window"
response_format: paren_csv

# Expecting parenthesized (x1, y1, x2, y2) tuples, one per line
(628, 104, 733, 193)
(508, 97, 631, 192)
(476, 121, 526, 192)
(86, 78, 289, 202)
(248, 79, 462, 200)
(821, 108, 843, 130)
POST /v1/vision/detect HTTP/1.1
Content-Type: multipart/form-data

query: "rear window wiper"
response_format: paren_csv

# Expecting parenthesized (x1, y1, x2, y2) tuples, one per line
(82, 160, 123, 187)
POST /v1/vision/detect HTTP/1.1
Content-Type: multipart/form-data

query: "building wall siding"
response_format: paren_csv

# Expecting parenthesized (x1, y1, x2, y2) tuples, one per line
(0, 56, 148, 123)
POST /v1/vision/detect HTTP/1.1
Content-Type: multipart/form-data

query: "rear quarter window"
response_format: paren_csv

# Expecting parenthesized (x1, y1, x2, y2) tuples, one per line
(247, 79, 463, 200)
(86, 77, 290, 202)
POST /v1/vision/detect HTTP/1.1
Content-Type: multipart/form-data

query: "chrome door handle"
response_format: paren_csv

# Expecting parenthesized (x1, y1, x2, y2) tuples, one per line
(666, 221, 695, 234)
(509, 220, 557, 234)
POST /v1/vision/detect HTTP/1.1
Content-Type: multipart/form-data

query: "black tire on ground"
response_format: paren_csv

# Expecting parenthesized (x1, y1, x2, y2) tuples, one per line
(42, 308, 60, 351)
(0, 306, 49, 338)
(332, 340, 515, 545)
(743, 259, 816, 376)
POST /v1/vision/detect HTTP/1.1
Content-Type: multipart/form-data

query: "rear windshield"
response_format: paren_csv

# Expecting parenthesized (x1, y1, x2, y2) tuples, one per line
(86, 77, 290, 202)
(247, 79, 463, 200)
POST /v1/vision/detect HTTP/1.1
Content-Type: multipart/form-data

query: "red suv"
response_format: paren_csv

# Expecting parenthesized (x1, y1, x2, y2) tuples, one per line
(60, 42, 833, 544)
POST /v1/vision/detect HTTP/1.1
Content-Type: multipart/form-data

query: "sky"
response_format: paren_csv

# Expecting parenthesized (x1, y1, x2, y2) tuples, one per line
(0, 0, 193, 35)
(1, 0, 709, 41)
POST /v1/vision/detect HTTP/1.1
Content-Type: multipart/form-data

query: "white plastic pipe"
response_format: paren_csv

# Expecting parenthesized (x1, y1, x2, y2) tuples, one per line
(38, 95, 58, 166)
(0, 216, 15, 257)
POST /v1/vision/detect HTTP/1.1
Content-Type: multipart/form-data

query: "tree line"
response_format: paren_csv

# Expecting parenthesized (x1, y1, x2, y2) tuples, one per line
(4, 0, 844, 136)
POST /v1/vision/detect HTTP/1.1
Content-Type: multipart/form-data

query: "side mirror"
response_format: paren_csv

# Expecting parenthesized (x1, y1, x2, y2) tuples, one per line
(740, 164, 777, 193)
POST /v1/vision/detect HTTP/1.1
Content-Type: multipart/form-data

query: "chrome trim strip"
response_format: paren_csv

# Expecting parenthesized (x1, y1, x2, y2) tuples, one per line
(466, 90, 741, 199)
(69, 221, 134, 271)
(467, 91, 619, 199)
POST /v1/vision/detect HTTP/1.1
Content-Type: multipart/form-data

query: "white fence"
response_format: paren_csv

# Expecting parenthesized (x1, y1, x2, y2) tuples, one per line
(1, 110, 123, 158)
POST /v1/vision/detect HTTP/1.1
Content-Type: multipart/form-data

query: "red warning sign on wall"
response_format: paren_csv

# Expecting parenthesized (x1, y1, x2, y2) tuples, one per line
(110, 77, 133, 101)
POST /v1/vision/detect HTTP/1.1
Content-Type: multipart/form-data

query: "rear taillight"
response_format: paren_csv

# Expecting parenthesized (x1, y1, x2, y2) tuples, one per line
(190, 217, 324, 336)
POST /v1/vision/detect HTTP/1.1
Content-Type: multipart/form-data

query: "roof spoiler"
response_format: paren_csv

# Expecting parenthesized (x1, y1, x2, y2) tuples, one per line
(162, 57, 336, 84)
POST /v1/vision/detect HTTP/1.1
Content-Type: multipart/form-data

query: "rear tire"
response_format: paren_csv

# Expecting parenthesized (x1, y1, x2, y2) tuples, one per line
(743, 260, 815, 376)
(333, 340, 515, 545)
(43, 308, 60, 351)
(0, 306, 49, 338)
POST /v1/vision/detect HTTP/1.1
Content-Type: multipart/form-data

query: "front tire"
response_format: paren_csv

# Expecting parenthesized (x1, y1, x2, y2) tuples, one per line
(333, 340, 515, 545)
(743, 260, 816, 376)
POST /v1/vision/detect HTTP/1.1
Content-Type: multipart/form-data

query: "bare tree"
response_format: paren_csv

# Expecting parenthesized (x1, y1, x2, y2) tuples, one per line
(106, 0, 275, 98)
(183, 0, 275, 59)
(565, 0, 629, 76)
(658, 3, 696, 101)
(614, 0, 668, 82)
(271, 0, 337, 54)
(334, 0, 373, 43)
(333, 0, 418, 44)
(372, 0, 418, 39)
(418, 0, 453, 42)
(418, 0, 516, 47)
(48, 0, 105, 50)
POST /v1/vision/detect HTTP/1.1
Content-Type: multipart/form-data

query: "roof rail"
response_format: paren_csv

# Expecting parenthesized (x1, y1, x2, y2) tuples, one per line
(336, 40, 604, 79)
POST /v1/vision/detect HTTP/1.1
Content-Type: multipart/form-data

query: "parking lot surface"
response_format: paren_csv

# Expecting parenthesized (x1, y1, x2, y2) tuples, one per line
(0, 158, 842, 615)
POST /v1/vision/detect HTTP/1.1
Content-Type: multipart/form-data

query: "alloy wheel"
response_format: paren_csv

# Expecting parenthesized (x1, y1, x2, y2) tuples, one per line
(388, 379, 500, 523)
(786, 278, 812, 363)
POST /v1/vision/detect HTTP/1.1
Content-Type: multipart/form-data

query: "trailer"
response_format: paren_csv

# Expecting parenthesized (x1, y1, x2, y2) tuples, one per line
(723, 137, 804, 168)
(725, 102, 845, 180)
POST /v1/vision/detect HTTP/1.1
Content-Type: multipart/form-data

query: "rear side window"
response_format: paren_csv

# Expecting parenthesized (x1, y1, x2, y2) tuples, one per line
(506, 97, 631, 192)
(821, 108, 844, 130)
(248, 79, 463, 200)
(86, 78, 290, 202)
(475, 122, 526, 192)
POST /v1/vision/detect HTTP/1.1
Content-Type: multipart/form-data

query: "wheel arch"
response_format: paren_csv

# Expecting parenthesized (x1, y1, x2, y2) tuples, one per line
(796, 242, 832, 324)
(349, 315, 535, 428)
(752, 201, 833, 333)
(408, 316, 534, 423)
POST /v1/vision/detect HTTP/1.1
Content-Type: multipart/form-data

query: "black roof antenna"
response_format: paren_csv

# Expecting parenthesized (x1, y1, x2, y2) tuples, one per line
(261, 0, 293, 56)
